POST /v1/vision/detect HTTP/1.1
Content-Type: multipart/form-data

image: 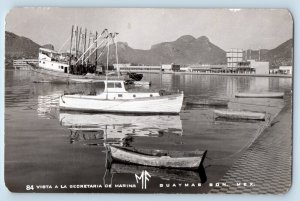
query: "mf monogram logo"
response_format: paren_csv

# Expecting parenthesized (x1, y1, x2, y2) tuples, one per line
(135, 170, 151, 189)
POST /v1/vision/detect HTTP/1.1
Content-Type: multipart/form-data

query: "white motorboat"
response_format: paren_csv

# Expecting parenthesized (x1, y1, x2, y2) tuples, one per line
(59, 80, 184, 114)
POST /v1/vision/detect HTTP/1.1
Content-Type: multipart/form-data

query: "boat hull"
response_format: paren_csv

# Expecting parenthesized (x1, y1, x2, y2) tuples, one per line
(60, 93, 184, 114)
(30, 64, 125, 83)
(235, 92, 284, 98)
(107, 145, 207, 170)
(214, 109, 266, 120)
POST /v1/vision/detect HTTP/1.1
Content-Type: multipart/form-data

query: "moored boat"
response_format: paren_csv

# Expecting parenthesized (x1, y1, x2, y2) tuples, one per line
(235, 92, 284, 98)
(214, 109, 266, 120)
(106, 145, 207, 170)
(59, 80, 184, 114)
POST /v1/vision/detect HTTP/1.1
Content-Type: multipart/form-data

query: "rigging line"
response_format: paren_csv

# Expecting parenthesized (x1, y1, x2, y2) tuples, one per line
(84, 39, 107, 63)
(96, 45, 109, 62)
(76, 29, 108, 64)
(58, 36, 71, 53)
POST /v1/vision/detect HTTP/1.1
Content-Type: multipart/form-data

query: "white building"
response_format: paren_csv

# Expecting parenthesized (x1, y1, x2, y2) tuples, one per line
(161, 64, 180, 71)
(279, 66, 293, 75)
(227, 48, 243, 68)
(248, 60, 270, 74)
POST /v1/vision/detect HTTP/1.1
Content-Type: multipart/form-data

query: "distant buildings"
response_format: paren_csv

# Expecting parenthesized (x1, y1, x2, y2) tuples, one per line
(161, 64, 181, 72)
(226, 48, 270, 74)
(226, 48, 243, 68)
(278, 66, 293, 75)
(113, 64, 161, 73)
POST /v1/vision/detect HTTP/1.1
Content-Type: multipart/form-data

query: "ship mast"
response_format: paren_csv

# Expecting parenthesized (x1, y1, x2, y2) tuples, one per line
(106, 34, 110, 100)
(69, 25, 74, 69)
(114, 33, 119, 78)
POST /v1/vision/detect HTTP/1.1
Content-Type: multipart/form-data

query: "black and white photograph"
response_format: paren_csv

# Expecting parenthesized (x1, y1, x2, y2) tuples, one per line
(4, 8, 293, 194)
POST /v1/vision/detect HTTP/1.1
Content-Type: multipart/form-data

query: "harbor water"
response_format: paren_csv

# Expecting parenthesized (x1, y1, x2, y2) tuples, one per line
(5, 69, 292, 193)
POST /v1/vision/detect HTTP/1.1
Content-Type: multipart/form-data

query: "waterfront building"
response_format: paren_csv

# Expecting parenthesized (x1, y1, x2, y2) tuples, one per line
(248, 60, 270, 74)
(279, 66, 293, 75)
(226, 48, 243, 68)
(162, 64, 181, 72)
(113, 64, 162, 73)
(13, 59, 38, 70)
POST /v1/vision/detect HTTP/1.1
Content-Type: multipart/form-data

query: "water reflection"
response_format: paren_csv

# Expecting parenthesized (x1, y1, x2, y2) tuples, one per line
(105, 162, 207, 184)
(59, 112, 183, 146)
(37, 93, 61, 119)
(5, 70, 292, 192)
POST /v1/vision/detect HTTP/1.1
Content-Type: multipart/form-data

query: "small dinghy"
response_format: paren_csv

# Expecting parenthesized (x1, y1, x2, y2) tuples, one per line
(214, 109, 266, 120)
(235, 92, 284, 98)
(106, 145, 207, 170)
(186, 99, 228, 107)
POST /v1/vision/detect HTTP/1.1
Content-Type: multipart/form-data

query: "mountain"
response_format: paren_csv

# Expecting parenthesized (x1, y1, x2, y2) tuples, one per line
(5, 31, 41, 66)
(5, 31, 292, 68)
(244, 39, 293, 68)
(42, 44, 55, 50)
(99, 35, 227, 65)
(266, 39, 293, 68)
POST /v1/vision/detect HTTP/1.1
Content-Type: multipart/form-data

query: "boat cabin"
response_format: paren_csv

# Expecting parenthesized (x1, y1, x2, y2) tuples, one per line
(38, 48, 69, 73)
(100, 80, 160, 100)
(104, 80, 127, 93)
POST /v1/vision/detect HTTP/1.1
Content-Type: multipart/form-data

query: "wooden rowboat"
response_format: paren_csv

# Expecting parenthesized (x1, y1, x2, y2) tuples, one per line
(186, 99, 228, 107)
(106, 145, 207, 170)
(235, 92, 284, 98)
(214, 109, 266, 120)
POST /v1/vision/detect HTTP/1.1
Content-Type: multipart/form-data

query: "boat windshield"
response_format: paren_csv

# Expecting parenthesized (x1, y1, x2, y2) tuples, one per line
(107, 82, 122, 88)
(104, 81, 127, 93)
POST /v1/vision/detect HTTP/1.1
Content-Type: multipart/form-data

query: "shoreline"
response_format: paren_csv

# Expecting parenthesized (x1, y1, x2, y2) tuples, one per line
(5, 68, 292, 78)
(171, 71, 292, 78)
(210, 94, 292, 193)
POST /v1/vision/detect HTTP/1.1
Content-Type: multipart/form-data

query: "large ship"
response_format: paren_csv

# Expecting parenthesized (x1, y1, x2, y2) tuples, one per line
(38, 48, 70, 73)
(30, 26, 145, 84)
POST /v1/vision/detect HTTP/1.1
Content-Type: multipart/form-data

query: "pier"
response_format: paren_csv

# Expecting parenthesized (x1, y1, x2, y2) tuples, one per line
(13, 59, 38, 70)
(210, 97, 292, 194)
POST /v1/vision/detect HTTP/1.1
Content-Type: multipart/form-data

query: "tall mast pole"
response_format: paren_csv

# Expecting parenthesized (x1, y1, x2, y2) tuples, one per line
(83, 28, 87, 65)
(106, 35, 110, 99)
(77, 27, 82, 58)
(87, 32, 91, 64)
(75, 26, 78, 58)
(114, 33, 119, 78)
(69, 25, 74, 67)
(95, 31, 98, 67)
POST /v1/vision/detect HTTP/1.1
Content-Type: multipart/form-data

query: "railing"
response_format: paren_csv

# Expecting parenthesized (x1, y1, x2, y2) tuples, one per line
(13, 59, 38, 70)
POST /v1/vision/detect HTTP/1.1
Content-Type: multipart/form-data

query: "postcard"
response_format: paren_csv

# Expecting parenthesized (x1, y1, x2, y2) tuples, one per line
(4, 8, 293, 193)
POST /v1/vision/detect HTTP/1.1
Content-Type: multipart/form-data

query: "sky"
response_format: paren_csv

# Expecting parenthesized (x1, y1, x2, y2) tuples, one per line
(5, 8, 293, 51)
